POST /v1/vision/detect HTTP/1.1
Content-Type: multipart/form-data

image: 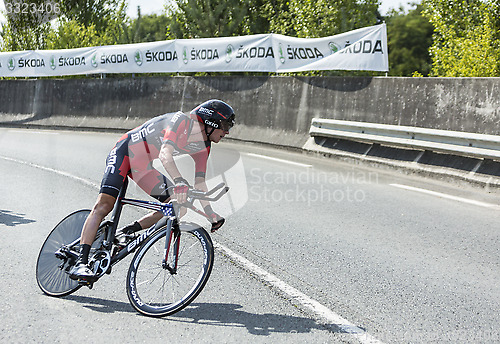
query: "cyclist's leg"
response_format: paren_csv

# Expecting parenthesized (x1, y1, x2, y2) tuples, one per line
(130, 167, 172, 202)
(71, 139, 129, 280)
(136, 211, 164, 228)
(81, 139, 130, 248)
(113, 167, 172, 244)
(69, 193, 116, 280)
(115, 211, 163, 244)
(80, 193, 116, 245)
(132, 170, 190, 220)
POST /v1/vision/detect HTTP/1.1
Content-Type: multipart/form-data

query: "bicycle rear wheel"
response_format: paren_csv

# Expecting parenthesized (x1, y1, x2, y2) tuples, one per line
(36, 210, 105, 297)
(126, 224, 214, 317)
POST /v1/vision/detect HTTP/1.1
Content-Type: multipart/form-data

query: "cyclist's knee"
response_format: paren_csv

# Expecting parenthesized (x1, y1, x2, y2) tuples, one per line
(91, 194, 115, 217)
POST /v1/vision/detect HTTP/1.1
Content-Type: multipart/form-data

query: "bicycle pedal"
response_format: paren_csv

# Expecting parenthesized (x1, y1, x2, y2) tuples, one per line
(78, 279, 94, 288)
(77, 275, 97, 285)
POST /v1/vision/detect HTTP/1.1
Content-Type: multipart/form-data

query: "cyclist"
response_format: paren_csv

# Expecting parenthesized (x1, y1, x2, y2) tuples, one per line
(69, 99, 235, 281)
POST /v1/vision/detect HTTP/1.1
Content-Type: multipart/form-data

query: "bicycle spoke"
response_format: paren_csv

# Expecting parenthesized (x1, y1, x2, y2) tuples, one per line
(127, 228, 213, 316)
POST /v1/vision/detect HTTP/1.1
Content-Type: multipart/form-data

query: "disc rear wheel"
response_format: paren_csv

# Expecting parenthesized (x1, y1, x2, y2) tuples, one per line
(36, 210, 105, 296)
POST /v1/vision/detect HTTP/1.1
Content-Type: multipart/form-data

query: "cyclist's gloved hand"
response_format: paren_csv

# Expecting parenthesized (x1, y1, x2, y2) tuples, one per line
(204, 205, 225, 232)
(173, 177, 190, 204)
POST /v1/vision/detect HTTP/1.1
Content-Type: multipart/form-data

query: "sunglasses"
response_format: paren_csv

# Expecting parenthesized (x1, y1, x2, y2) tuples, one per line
(220, 119, 234, 132)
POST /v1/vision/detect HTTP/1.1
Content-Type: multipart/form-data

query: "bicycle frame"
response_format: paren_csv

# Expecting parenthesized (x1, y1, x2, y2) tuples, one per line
(59, 178, 180, 276)
(105, 178, 182, 269)
(61, 177, 228, 281)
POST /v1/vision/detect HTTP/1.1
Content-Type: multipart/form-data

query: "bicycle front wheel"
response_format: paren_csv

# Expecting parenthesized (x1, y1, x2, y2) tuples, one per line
(126, 225, 214, 317)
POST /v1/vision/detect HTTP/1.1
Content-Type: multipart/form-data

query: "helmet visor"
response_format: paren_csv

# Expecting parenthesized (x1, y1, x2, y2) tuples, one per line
(220, 117, 235, 132)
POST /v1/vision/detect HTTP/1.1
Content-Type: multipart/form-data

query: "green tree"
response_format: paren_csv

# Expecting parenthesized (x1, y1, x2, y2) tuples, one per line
(58, 0, 129, 46)
(129, 7, 171, 43)
(45, 19, 108, 49)
(167, 0, 381, 39)
(0, 0, 55, 51)
(60, 0, 126, 34)
(167, 0, 250, 38)
(385, 4, 433, 76)
(1, 0, 129, 51)
(267, 0, 381, 37)
(242, 0, 271, 34)
(422, 0, 500, 77)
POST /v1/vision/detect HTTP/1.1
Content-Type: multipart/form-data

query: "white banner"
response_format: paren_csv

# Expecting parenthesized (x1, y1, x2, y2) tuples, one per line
(0, 24, 387, 77)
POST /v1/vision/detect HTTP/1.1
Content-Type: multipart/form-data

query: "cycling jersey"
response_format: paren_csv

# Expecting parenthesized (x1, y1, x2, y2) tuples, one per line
(100, 112, 210, 201)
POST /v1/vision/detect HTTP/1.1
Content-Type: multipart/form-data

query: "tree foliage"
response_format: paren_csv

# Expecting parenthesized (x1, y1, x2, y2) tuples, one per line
(1, 0, 128, 51)
(60, 0, 125, 33)
(128, 8, 171, 43)
(267, 0, 381, 37)
(167, 0, 381, 39)
(167, 0, 250, 38)
(385, 4, 433, 76)
(0, 0, 54, 51)
(422, 0, 500, 77)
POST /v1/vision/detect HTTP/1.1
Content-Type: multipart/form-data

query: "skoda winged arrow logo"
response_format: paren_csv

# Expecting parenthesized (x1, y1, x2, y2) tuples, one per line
(329, 42, 340, 54)
(134, 50, 143, 66)
(8, 57, 15, 71)
(91, 54, 98, 68)
(50, 55, 56, 70)
(182, 47, 188, 64)
(225, 44, 233, 63)
(278, 43, 285, 64)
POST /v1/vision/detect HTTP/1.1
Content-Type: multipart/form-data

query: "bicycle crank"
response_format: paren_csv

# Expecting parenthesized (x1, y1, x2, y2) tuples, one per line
(89, 250, 112, 279)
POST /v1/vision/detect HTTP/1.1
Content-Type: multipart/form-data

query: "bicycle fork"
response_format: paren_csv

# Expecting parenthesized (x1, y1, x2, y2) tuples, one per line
(162, 218, 180, 274)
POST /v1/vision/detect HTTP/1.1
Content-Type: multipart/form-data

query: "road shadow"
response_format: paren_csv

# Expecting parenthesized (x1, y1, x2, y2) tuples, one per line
(169, 302, 337, 336)
(63, 295, 345, 336)
(64, 295, 136, 314)
(0, 209, 36, 227)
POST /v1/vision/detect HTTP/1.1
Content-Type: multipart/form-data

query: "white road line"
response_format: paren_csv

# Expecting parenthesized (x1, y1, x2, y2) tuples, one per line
(390, 183, 500, 210)
(214, 242, 385, 344)
(7, 129, 60, 135)
(0, 155, 99, 189)
(2, 154, 383, 343)
(244, 153, 313, 168)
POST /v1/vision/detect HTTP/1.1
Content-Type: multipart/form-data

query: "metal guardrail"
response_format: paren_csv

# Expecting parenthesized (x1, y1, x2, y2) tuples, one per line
(309, 118, 500, 160)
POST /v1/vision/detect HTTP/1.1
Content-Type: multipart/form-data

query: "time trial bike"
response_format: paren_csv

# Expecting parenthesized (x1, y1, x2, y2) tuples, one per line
(35, 178, 229, 317)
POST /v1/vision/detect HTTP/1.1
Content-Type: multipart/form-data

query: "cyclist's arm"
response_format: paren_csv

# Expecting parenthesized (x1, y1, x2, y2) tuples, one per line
(159, 143, 183, 182)
(159, 114, 190, 182)
(194, 176, 210, 210)
(191, 149, 211, 210)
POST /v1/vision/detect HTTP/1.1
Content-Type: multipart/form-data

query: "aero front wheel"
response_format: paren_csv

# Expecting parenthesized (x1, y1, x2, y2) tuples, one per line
(126, 225, 214, 317)
(36, 210, 90, 296)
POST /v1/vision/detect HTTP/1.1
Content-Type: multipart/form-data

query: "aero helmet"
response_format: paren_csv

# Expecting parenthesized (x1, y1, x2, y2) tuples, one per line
(191, 99, 235, 137)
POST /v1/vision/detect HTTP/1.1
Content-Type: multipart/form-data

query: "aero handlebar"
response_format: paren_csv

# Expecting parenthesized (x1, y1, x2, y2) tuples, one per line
(187, 183, 229, 202)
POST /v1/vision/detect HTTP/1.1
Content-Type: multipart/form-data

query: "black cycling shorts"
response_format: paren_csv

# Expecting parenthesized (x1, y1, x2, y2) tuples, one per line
(99, 135, 173, 202)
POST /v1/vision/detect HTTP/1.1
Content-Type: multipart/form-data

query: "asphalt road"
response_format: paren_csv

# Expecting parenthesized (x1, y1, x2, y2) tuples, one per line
(1, 128, 499, 344)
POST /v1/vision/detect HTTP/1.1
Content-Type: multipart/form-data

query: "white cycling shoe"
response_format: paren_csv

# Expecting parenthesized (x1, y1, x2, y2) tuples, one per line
(69, 262, 96, 282)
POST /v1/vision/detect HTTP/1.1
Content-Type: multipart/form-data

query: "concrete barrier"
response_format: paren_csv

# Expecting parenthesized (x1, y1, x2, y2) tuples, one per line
(1, 76, 499, 150)
(2, 75, 500, 186)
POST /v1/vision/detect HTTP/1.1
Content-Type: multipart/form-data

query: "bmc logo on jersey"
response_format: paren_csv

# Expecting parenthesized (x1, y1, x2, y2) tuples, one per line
(131, 123, 155, 142)
(204, 120, 219, 128)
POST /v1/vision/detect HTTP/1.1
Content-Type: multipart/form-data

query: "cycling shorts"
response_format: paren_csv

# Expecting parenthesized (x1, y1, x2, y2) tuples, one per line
(99, 134, 173, 202)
